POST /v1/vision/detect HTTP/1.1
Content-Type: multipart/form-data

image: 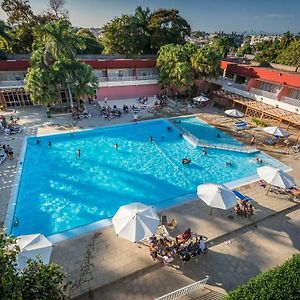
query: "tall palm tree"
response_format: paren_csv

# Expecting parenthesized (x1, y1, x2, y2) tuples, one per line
(41, 20, 84, 107)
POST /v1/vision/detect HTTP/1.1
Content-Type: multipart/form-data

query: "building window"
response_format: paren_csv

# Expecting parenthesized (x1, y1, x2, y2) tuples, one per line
(2, 89, 32, 107)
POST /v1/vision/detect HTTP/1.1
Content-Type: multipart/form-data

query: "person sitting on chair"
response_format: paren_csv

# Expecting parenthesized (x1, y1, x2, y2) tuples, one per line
(182, 158, 191, 165)
(176, 228, 191, 244)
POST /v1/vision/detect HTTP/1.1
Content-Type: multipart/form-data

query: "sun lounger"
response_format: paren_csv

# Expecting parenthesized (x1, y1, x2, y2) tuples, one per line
(233, 190, 253, 202)
(265, 138, 277, 145)
(234, 121, 248, 130)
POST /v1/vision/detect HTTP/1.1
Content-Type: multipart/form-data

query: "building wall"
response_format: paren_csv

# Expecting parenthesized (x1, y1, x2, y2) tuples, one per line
(97, 84, 160, 100)
(221, 61, 300, 89)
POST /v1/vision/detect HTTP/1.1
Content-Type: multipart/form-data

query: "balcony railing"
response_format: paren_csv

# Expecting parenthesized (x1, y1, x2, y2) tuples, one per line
(212, 77, 247, 91)
(250, 87, 278, 100)
(0, 80, 24, 89)
(281, 96, 300, 108)
(97, 74, 158, 82)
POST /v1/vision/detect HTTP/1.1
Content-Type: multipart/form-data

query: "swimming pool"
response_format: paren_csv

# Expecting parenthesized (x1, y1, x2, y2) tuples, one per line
(8, 117, 287, 239)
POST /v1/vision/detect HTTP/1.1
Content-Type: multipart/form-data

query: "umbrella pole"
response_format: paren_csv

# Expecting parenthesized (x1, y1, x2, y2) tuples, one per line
(266, 184, 271, 195)
(209, 207, 213, 216)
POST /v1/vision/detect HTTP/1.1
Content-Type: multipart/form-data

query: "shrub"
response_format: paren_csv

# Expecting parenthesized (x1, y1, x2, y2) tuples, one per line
(226, 254, 300, 300)
(251, 117, 267, 127)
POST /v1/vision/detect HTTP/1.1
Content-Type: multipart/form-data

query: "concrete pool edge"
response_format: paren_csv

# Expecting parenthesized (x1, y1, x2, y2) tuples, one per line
(4, 115, 292, 242)
(4, 136, 27, 234)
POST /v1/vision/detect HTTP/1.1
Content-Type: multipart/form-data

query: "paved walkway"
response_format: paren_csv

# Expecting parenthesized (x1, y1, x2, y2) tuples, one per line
(1, 103, 299, 299)
(76, 206, 300, 300)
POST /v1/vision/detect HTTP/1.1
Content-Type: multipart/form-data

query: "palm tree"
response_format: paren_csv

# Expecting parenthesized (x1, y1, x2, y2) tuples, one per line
(280, 31, 293, 49)
(41, 20, 84, 107)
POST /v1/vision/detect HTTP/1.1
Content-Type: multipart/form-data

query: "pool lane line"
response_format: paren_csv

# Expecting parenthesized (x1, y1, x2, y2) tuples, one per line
(152, 140, 191, 185)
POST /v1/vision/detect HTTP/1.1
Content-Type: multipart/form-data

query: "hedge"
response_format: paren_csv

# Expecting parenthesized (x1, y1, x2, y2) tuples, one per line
(226, 254, 300, 300)
(251, 117, 267, 127)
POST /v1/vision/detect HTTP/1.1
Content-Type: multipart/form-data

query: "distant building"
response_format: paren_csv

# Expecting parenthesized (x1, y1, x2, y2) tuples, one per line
(0, 55, 160, 107)
(210, 59, 300, 115)
(249, 34, 281, 46)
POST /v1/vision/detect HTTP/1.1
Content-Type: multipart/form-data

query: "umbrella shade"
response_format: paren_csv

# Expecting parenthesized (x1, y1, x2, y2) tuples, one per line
(257, 166, 296, 189)
(193, 95, 209, 102)
(197, 183, 237, 210)
(225, 109, 244, 118)
(17, 234, 53, 270)
(263, 127, 289, 137)
(112, 202, 159, 242)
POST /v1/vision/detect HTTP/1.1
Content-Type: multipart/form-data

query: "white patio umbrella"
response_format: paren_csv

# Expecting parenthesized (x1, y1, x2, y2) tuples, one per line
(257, 166, 296, 189)
(16, 234, 53, 270)
(263, 127, 289, 137)
(197, 183, 237, 215)
(193, 95, 209, 102)
(224, 109, 244, 118)
(112, 202, 159, 242)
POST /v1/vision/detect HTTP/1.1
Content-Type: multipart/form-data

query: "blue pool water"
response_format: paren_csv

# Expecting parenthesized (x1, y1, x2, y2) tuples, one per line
(11, 117, 285, 237)
(177, 116, 242, 146)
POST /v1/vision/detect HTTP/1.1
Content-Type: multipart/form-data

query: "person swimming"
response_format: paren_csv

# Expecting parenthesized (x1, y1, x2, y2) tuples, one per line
(217, 134, 221, 138)
(202, 148, 207, 155)
(179, 133, 183, 138)
(77, 149, 81, 157)
(225, 161, 232, 166)
(182, 158, 191, 165)
(36, 139, 40, 145)
(256, 157, 263, 163)
(150, 136, 153, 142)
(115, 143, 119, 150)
(167, 126, 172, 131)
(48, 141, 52, 146)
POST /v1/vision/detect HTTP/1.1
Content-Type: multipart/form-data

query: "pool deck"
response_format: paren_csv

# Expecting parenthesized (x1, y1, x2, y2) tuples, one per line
(0, 99, 299, 298)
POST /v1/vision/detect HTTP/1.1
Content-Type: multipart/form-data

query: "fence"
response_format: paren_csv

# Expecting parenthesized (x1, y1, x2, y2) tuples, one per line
(154, 277, 208, 300)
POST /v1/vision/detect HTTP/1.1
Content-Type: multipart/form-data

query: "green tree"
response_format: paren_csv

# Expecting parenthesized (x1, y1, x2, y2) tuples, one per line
(101, 14, 145, 56)
(191, 46, 221, 79)
(237, 42, 252, 57)
(157, 43, 198, 94)
(276, 39, 300, 67)
(0, 230, 67, 299)
(76, 29, 103, 54)
(148, 9, 191, 53)
(212, 36, 236, 58)
(280, 31, 293, 49)
(26, 20, 98, 108)
(227, 254, 300, 300)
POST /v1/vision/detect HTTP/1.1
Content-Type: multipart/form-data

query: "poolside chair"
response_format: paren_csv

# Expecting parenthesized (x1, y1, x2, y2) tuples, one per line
(234, 121, 248, 131)
(233, 190, 253, 202)
(265, 138, 277, 145)
(0, 154, 6, 164)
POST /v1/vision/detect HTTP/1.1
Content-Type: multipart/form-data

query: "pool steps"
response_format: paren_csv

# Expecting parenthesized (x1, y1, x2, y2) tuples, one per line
(169, 119, 258, 154)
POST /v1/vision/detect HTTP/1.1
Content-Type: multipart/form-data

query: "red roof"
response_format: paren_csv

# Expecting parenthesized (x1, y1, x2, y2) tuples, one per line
(0, 58, 156, 71)
(221, 61, 300, 89)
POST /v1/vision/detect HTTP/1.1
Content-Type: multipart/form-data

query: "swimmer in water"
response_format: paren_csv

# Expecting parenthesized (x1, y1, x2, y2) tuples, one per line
(225, 161, 232, 166)
(150, 136, 153, 142)
(48, 141, 52, 146)
(115, 143, 119, 150)
(77, 149, 81, 157)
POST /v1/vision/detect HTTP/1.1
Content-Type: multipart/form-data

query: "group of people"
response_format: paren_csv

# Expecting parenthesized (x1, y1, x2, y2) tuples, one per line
(149, 228, 207, 264)
(234, 200, 254, 218)
(100, 105, 121, 119)
(2, 144, 14, 160)
(138, 96, 148, 105)
(0, 115, 22, 135)
(71, 106, 91, 120)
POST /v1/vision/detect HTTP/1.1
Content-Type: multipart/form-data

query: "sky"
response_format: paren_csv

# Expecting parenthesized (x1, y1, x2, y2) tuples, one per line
(0, 0, 299, 34)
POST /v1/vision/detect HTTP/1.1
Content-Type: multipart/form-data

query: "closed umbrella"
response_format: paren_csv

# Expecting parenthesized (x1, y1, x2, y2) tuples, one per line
(16, 234, 53, 270)
(193, 95, 209, 102)
(225, 109, 244, 118)
(112, 202, 159, 242)
(257, 166, 296, 189)
(263, 127, 289, 137)
(197, 183, 237, 215)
